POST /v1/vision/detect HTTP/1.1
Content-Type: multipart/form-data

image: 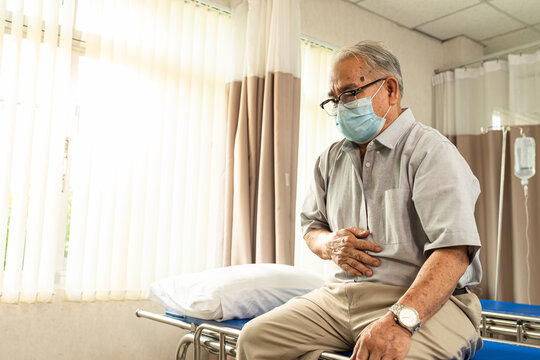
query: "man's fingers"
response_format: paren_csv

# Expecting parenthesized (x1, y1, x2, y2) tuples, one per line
(329, 229, 382, 276)
(355, 238, 383, 253)
(344, 258, 373, 277)
(356, 343, 369, 360)
(365, 339, 383, 360)
(344, 247, 380, 267)
(350, 341, 360, 360)
(341, 263, 364, 277)
(346, 227, 370, 238)
(368, 352, 383, 360)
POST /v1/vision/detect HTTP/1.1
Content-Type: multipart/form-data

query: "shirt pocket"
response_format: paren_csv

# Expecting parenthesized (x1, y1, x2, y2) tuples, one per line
(383, 188, 414, 245)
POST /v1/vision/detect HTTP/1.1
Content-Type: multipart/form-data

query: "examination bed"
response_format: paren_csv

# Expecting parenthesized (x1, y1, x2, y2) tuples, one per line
(136, 299, 540, 360)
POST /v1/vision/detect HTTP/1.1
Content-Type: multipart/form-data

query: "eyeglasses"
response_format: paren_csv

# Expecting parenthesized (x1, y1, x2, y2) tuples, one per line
(319, 78, 386, 116)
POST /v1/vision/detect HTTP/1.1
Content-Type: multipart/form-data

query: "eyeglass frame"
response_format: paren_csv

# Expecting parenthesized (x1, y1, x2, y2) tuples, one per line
(319, 77, 386, 116)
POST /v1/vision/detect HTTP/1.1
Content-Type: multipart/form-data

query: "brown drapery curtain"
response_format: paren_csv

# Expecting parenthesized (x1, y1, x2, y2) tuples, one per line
(222, 0, 301, 266)
(453, 125, 539, 303)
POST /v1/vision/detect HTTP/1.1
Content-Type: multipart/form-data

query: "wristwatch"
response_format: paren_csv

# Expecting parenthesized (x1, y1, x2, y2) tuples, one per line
(389, 304, 421, 334)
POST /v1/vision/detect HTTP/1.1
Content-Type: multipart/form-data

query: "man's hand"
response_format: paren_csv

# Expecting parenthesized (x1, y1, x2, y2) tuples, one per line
(325, 227, 382, 277)
(351, 312, 411, 360)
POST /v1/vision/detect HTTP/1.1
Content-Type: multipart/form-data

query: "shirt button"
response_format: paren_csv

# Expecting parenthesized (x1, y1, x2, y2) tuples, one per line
(365, 162, 371, 168)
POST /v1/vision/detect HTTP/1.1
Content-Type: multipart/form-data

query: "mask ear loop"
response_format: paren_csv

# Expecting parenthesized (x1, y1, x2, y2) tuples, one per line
(370, 80, 386, 100)
(372, 79, 393, 119)
(382, 103, 393, 119)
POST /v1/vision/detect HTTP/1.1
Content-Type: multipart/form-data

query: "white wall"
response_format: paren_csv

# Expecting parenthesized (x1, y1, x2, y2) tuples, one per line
(1, 2, 484, 360)
(0, 294, 182, 360)
(301, 0, 445, 126)
(441, 36, 484, 69)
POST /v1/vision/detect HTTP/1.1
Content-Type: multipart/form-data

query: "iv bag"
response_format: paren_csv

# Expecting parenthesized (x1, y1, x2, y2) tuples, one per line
(514, 136, 536, 185)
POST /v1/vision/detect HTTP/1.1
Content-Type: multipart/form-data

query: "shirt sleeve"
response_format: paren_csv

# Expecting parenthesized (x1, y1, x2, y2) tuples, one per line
(411, 139, 481, 260)
(300, 155, 330, 237)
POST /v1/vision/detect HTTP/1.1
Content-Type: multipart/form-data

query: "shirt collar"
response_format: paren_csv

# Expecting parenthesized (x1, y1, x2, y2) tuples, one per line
(341, 108, 416, 151)
(374, 108, 416, 149)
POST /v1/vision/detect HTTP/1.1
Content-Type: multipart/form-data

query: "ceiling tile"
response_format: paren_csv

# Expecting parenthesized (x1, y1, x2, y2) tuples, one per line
(489, 0, 540, 26)
(357, 0, 480, 28)
(482, 28, 540, 54)
(416, 3, 523, 41)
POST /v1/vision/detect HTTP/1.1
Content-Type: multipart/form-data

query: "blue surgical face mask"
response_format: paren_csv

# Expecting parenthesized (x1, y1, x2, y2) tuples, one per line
(335, 81, 392, 144)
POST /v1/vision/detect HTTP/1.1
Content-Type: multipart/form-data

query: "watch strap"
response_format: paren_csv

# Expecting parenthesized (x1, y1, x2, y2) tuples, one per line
(389, 303, 421, 334)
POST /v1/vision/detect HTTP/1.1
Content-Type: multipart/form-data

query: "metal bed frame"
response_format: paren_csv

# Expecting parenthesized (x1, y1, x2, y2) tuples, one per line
(479, 300, 540, 345)
(136, 300, 540, 360)
(135, 309, 351, 360)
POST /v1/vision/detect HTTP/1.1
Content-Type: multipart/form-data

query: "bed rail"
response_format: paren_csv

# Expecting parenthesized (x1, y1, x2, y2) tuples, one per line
(136, 303, 540, 360)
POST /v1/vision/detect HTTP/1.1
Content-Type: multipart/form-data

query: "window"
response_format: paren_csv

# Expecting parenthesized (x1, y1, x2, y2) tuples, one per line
(0, 0, 231, 303)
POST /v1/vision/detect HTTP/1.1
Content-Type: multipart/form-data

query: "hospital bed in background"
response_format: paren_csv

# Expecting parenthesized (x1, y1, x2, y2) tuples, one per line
(480, 299, 540, 344)
(136, 299, 540, 360)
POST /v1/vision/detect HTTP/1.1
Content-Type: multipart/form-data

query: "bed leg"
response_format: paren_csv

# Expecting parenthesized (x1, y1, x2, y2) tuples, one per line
(176, 333, 195, 360)
(219, 333, 226, 360)
(480, 314, 487, 337)
(516, 320, 524, 344)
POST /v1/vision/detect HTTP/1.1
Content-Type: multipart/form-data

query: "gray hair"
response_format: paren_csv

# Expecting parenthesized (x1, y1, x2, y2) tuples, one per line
(333, 40, 404, 97)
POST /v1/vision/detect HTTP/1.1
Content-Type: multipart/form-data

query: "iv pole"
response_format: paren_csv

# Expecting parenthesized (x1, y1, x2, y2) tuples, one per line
(493, 127, 508, 301)
(486, 111, 538, 301)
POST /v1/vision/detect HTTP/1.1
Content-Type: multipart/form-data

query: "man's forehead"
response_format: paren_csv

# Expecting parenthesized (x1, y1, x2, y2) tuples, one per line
(328, 58, 371, 95)
(332, 56, 369, 76)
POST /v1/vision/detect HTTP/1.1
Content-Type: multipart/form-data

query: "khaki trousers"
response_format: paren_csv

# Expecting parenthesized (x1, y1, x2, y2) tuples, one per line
(236, 282, 482, 360)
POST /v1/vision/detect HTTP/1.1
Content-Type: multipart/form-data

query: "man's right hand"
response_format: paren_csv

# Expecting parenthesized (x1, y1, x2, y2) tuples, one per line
(325, 227, 382, 277)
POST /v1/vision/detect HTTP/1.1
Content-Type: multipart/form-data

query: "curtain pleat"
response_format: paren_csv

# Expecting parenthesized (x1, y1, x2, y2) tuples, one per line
(433, 52, 540, 304)
(0, 0, 24, 304)
(223, 0, 301, 266)
(37, 0, 75, 303)
(7, 0, 45, 304)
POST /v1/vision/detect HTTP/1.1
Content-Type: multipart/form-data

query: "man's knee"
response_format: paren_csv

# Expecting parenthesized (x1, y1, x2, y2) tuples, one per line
(238, 317, 262, 343)
(237, 317, 267, 357)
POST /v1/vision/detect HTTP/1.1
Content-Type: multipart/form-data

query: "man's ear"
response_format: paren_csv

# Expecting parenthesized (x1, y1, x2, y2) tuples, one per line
(385, 77, 400, 105)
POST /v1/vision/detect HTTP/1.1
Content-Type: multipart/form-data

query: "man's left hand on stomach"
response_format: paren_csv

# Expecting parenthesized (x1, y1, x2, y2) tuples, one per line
(351, 312, 411, 360)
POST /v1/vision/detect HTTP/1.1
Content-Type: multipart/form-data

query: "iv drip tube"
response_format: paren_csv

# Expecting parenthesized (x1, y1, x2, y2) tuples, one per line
(494, 127, 508, 301)
(525, 187, 531, 304)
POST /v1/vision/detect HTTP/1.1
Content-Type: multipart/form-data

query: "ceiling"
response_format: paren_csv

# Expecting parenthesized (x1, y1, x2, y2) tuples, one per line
(345, 0, 540, 55)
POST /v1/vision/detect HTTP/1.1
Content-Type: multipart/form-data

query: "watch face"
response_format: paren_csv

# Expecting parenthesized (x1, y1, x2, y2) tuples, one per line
(399, 308, 418, 327)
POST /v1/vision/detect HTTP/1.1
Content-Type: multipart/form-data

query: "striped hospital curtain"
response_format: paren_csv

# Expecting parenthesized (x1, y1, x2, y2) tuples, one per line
(0, 0, 76, 303)
(65, 0, 230, 301)
(294, 41, 339, 275)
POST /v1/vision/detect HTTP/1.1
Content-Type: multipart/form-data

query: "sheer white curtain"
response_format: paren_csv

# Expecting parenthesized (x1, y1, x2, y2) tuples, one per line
(0, 0, 75, 303)
(433, 51, 540, 135)
(433, 61, 509, 136)
(294, 42, 339, 275)
(508, 51, 540, 118)
(65, 0, 230, 301)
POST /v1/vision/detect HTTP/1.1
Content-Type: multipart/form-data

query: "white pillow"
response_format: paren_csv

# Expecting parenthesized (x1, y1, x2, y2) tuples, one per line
(147, 263, 325, 321)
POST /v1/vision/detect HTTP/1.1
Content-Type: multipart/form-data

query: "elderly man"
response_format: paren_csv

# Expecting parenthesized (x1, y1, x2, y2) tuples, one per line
(236, 41, 483, 360)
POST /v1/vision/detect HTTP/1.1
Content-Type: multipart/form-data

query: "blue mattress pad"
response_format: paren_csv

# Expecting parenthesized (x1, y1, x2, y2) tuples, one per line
(480, 299, 540, 318)
(165, 309, 250, 330)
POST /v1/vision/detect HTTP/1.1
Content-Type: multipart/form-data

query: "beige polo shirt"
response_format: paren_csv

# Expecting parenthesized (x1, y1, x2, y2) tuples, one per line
(300, 109, 482, 288)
